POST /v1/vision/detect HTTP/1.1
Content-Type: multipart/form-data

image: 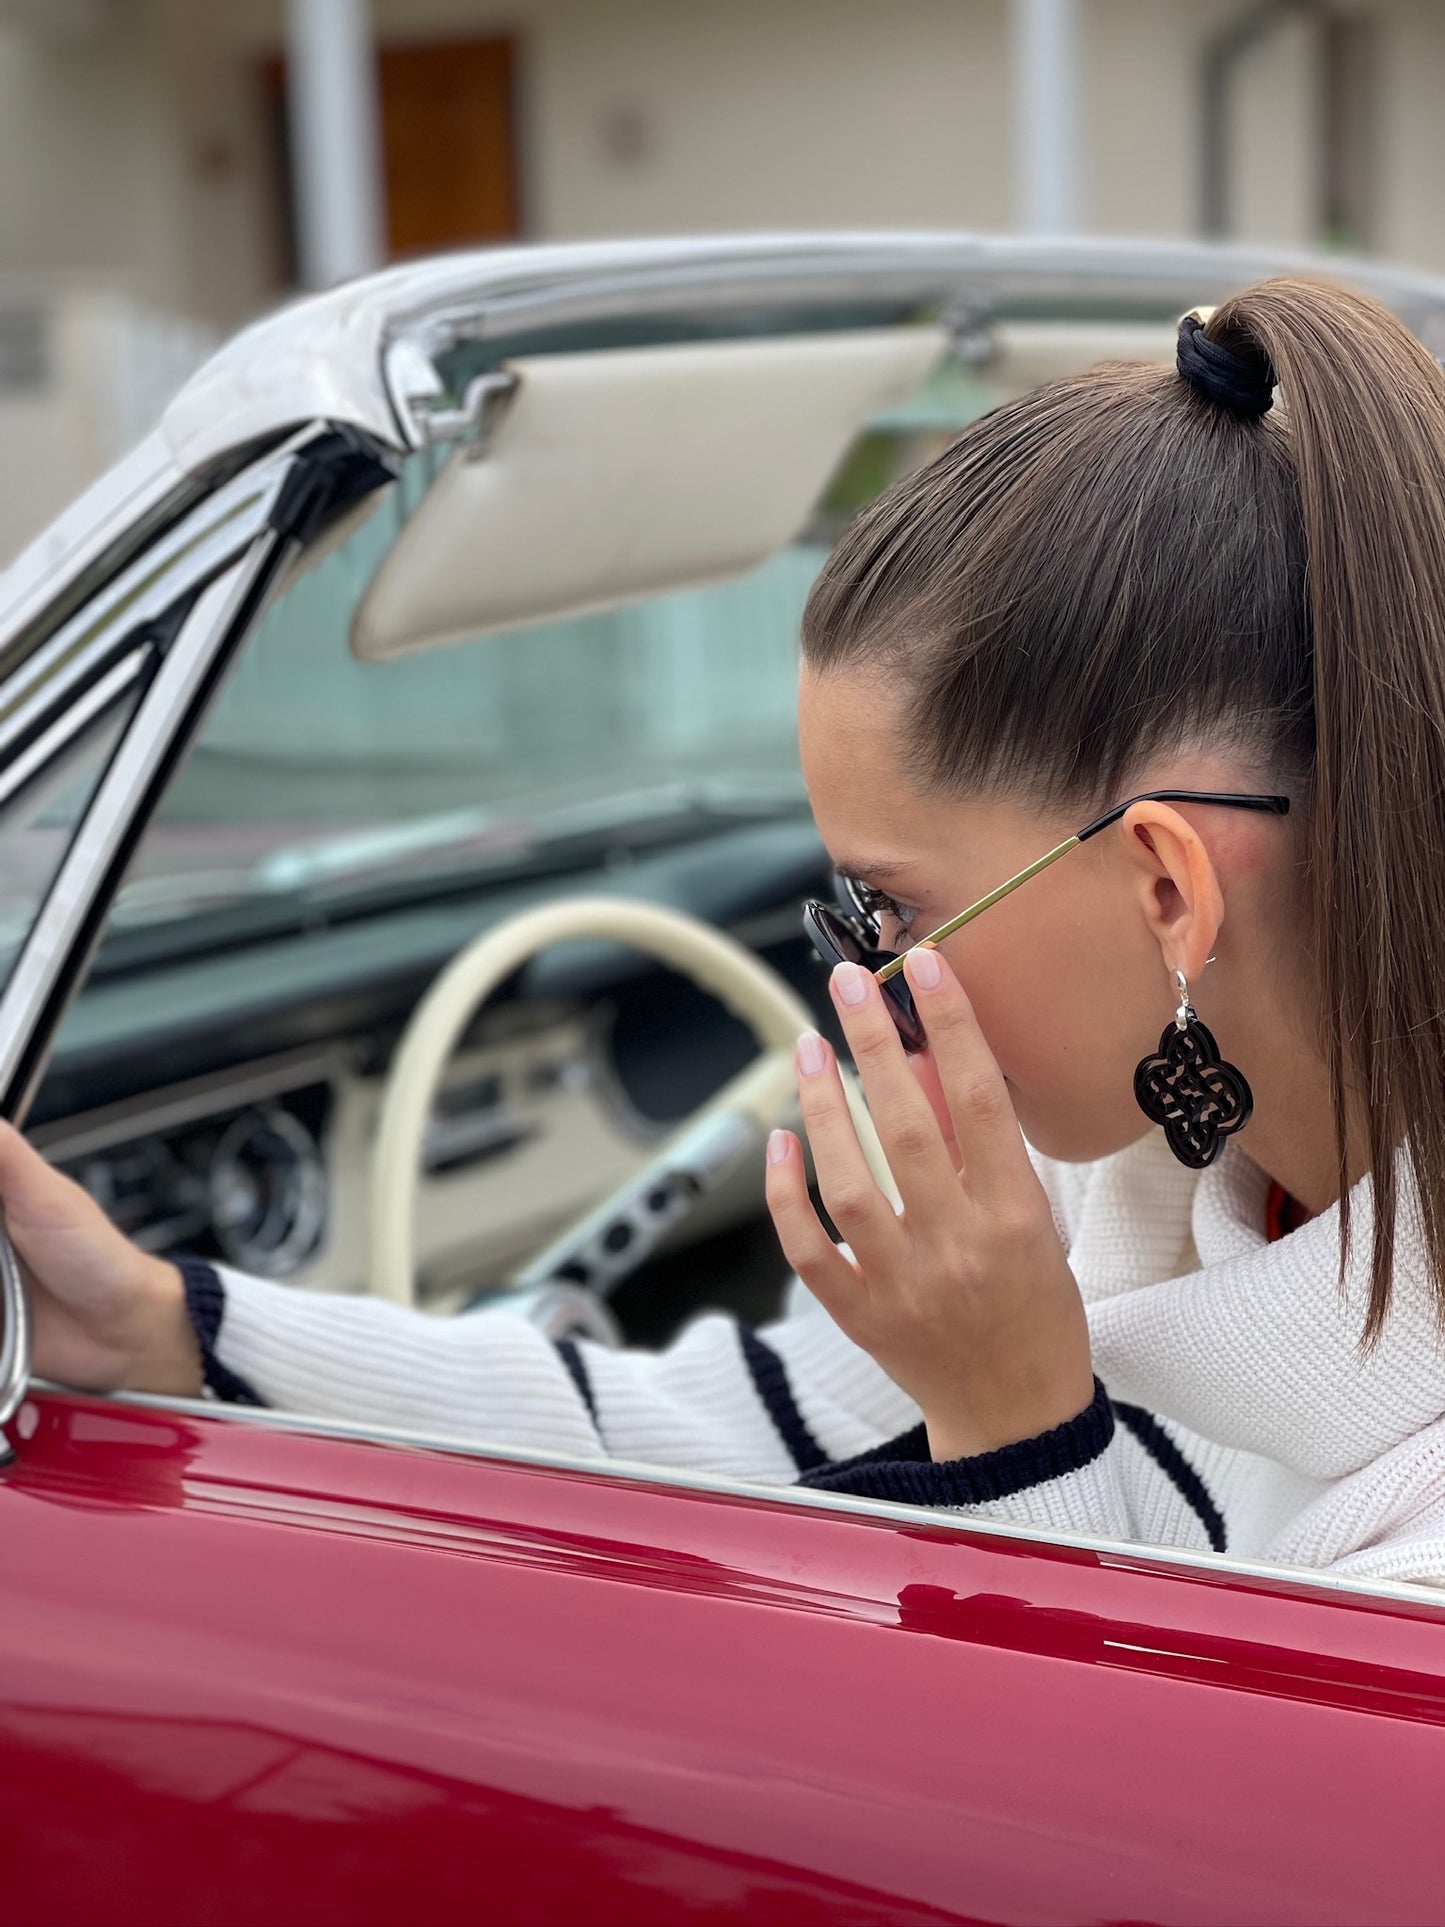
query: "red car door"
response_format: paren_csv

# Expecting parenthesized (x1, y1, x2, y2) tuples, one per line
(2, 1385, 1444, 1927)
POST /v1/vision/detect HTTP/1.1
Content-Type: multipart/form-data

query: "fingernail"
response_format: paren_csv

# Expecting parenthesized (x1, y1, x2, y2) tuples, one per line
(832, 961, 869, 1007)
(797, 1030, 827, 1076)
(906, 945, 942, 991)
(766, 1129, 789, 1165)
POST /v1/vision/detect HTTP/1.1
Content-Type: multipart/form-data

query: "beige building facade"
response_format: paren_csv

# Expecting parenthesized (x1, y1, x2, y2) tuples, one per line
(0, 0, 1436, 333)
(0, 0, 1437, 560)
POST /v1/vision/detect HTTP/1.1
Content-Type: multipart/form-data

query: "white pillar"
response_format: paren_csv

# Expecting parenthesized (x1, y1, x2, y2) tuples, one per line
(286, 0, 386, 288)
(1012, 0, 1082, 234)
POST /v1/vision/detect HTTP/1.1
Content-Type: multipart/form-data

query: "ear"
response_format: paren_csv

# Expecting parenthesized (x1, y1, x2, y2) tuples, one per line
(1116, 800, 1225, 985)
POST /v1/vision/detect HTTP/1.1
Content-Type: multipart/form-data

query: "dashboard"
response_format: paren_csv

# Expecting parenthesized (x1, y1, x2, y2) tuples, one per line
(29, 821, 835, 1310)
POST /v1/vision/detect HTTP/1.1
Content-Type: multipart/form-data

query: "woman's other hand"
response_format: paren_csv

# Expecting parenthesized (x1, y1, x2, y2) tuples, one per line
(0, 1123, 202, 1397)
(765, 949, 1093, 1462)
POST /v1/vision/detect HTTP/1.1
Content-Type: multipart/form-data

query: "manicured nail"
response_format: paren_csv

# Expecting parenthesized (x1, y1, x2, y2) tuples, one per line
(797, 1030, 828, 1076)
(906, 945, 942, 990)
(767, 1129, 789, 1165)
(832, 960, 869, 1006)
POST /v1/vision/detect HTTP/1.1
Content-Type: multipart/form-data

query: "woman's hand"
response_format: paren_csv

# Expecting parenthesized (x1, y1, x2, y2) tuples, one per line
(765, 948, 1093, 1462)
(0, 1124, 202, 1397)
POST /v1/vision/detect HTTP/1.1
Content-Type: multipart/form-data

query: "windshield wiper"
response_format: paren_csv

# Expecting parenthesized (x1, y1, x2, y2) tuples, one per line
(250, 774, 809, 898)
(105, 772, 809, 932)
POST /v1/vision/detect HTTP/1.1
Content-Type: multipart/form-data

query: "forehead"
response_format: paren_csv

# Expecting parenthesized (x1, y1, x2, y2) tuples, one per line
(798, 662, 904, 785)
(799, 663, 959, 874)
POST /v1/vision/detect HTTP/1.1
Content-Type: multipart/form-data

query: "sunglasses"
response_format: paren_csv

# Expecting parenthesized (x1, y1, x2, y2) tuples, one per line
(802, 789, 1290, 1054)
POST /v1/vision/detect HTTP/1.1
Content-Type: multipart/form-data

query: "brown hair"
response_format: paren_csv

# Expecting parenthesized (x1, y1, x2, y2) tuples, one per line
(802, 277, 1445, 1344)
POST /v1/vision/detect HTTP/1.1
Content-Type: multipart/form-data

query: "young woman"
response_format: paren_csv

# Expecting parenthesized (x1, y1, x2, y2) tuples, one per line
(5, 274, 1445, 1588)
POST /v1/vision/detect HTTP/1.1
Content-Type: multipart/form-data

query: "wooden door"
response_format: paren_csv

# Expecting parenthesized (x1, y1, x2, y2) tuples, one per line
(380, 36, 518, 255)
(260, 35, 518, 284)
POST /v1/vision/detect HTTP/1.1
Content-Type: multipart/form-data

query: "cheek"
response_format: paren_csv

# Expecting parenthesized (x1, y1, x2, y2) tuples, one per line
(945, 941, 1154, 1163)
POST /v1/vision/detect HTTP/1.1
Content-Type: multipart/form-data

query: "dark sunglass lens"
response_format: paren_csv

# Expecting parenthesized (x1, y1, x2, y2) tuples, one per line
(803, 900, 869, 968)
(881, 976, 928, 1054)
(805, 901, 928, 1052)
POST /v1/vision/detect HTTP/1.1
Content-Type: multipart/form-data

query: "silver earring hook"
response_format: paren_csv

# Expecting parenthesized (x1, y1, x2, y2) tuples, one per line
(1174, 967, 1193, 1031)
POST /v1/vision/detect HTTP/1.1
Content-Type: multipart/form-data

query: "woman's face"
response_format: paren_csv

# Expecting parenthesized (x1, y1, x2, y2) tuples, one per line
(798, 663, 1252, 1164)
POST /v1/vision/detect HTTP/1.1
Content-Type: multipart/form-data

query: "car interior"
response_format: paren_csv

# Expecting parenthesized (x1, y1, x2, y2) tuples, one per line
(9, 304, 1178, 1366)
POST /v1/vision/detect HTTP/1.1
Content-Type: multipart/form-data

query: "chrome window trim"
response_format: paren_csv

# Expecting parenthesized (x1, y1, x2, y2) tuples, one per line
(77, 1377, 1445, 1616)
(0, 493, 306, 1118)
(0, 435, 197, 666)
(0, 648, 148, 815)
(0, 449, 303, 697)
(0, 561, 261, 1106)
(0, 436, 333, 1119)
(376, 235, 1445, 435)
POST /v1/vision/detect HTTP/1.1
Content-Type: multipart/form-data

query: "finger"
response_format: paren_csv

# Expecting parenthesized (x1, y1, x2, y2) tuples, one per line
(0, 1122, 105, 1243)
(902, 948, 1032, 1199)
(908, 1048, 963, 1173)
(789, 1031, 901, 1267)
(828, 961, 959, 1213)
(764, 1127, 865, 1316)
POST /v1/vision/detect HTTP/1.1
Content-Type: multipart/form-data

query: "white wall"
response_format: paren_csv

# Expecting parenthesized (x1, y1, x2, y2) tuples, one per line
(523, 0, 1012, 237)
(230, 0, 1013, 240)
(0, 288, 216, 561)
(1374, 1, 1445, 268)
(0, 14, 182, 301)
(1086, 0, 1320, 247)
(0, 2, 276, 327)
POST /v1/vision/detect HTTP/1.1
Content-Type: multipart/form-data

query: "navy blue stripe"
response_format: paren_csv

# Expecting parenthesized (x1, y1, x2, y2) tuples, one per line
(1114, 1402, 1227, 1552)
(555, 1337, 602, 1438)
(798, 1377, 1114, 1506)
(737, 1325, 828, 1472)
(176, 1256, 268, 1408)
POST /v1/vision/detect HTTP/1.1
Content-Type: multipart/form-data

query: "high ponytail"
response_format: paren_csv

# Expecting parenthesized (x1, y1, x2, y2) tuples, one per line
(801, 275, 1445, 1342)
(1209, 280, 1445, 1343)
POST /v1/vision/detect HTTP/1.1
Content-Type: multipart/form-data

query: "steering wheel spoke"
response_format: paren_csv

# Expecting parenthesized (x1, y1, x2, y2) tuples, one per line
(368, 898, 898, 1308)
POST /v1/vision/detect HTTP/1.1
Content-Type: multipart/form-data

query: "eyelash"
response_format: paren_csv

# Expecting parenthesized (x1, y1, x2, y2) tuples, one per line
(852, 882, 923, 939)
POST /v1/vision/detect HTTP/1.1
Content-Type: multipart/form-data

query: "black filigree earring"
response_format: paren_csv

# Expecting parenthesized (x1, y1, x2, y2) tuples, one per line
(1133, 968, 1253, 1169)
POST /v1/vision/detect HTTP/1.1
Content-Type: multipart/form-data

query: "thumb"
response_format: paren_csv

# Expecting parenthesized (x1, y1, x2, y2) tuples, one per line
(0, 1121, 100, 1238)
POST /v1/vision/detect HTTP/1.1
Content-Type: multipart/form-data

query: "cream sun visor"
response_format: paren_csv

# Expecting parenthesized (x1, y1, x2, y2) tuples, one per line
(351, 327, 949, 660)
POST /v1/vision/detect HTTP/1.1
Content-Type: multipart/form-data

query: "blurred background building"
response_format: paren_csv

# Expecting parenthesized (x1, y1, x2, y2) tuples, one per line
(0, 0, 1429, 556)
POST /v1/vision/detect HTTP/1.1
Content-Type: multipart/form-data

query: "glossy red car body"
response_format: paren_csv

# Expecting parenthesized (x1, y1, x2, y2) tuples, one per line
(3, 1386, 1445, 1927)
(10, 238, 1445, 1926)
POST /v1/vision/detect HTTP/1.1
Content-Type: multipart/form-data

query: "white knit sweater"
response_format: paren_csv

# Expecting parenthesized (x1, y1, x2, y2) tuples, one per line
(192, 1131, 1445, 1589)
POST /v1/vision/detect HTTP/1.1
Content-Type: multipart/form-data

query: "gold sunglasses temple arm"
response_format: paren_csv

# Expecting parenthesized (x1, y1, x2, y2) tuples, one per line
(874, 835, 1082, 984)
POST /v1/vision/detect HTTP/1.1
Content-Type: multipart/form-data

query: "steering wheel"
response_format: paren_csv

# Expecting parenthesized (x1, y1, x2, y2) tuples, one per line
(366, 897, 897, 1309)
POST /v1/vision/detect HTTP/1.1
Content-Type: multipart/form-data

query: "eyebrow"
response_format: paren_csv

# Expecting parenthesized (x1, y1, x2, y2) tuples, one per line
(835, 857, 915, 884)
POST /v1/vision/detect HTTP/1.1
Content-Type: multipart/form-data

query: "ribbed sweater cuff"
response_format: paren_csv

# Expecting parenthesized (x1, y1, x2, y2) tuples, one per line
(176, 1256, 268, 1407)
(797, 1376, 1114, 1506)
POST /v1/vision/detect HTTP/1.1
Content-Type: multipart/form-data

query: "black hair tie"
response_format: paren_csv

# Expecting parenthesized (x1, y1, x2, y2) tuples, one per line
(1176, 313, 1274, 419)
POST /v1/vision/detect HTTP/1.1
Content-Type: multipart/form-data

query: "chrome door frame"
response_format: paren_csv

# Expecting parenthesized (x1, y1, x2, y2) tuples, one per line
(0, 428, 395, 1124)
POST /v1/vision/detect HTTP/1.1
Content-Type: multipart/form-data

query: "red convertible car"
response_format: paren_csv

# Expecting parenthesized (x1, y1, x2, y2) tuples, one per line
(3, 234, 1445, 1927)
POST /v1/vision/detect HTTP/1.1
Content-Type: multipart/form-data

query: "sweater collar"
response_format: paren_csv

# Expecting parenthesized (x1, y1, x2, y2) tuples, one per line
(1076, 1133, 1445, 1478)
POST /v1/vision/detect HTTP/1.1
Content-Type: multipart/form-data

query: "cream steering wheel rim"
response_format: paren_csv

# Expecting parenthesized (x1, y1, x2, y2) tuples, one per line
(366, 895, 895, 1305)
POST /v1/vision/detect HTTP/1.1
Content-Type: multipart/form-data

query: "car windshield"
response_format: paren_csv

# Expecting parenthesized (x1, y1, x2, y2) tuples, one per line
(104, 471, 823, 946)
(57, 359, 984, 970)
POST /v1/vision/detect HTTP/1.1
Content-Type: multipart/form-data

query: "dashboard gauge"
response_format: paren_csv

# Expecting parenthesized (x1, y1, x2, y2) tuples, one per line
(208, 1106, 327, 1277)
